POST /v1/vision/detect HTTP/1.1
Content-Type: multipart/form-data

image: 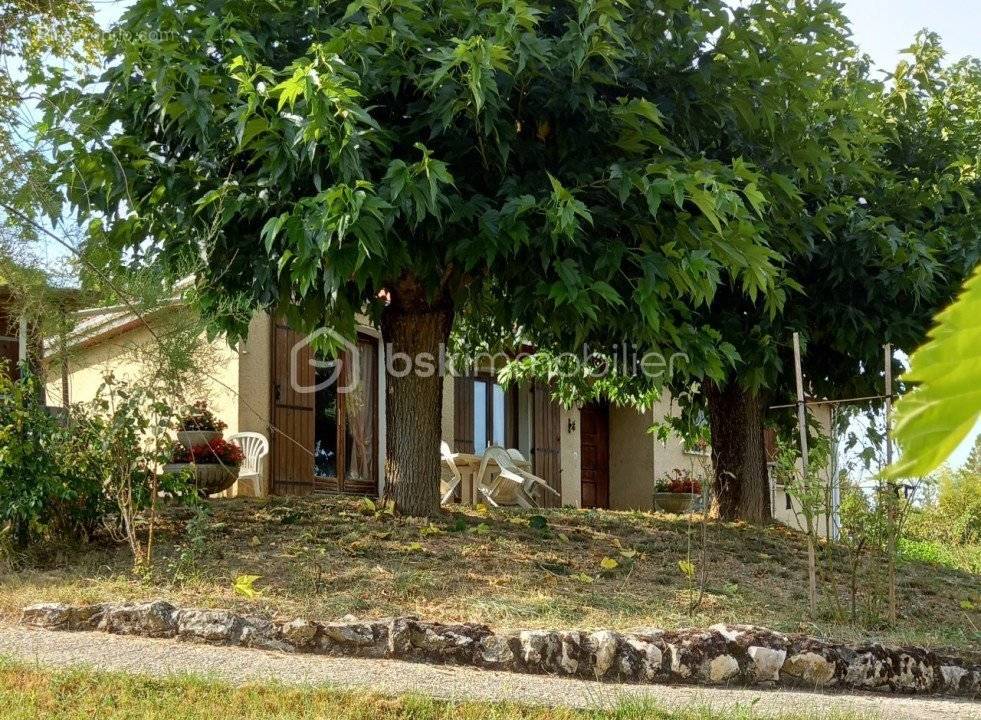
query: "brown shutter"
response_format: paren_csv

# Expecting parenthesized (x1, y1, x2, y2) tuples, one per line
(764, 428, 778, 463)
(453, 375, 475, 453)
(532, 383, 562, 507)
(270, 318, 316, 495)
(504, 385, 519, 448)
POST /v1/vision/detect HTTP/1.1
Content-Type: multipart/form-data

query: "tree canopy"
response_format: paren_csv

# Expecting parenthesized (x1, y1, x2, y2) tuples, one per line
(44, 0, 980, 516)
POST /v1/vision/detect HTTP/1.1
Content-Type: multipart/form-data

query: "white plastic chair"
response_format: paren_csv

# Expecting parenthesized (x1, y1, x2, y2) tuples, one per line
(228, 432, 269, 496)
(475, 446, 560, 508)
(440, 441, 463, 504)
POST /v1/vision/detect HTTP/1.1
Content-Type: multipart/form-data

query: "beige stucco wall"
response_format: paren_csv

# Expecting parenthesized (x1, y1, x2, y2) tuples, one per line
(559, 405, 581, 507)
(608, 405, 655, 510)
(771, 403, 836, 537)
(44, 313, 240, 436)
(232, 312, 272, 496)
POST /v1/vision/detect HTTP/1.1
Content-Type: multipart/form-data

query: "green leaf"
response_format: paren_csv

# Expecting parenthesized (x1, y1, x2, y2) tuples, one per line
(528, 515, 548, 530)
(885, 265, 981, 479)
(233, 574, 261, 598)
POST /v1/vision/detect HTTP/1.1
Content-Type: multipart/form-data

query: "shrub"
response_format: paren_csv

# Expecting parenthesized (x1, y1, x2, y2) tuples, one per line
(0, 373, 109, 548)
(906, 462, 981, 546)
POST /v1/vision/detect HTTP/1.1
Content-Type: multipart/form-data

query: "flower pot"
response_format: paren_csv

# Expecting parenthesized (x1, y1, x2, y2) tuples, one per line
(654, 492, 695, 514)
(162, 462, 239, 496)
(177, 430, 221, 447)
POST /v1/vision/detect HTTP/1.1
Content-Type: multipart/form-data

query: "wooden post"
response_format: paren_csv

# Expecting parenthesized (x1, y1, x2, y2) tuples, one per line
(60, 323, 70, 410)
(884, 343, 897, 622)
(792, 332, 817, 618)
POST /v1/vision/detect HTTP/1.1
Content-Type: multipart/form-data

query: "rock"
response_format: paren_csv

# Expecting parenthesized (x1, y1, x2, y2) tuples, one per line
(558, 631, 589, 675)
(589, 631, 619, 678)
(101, 601, 176, 638)
(846, 645, 941, 693)
(783, 651, 838, 686)
(621, 636, 665, 681)
(175, 608, 241, 644)
(941, 664, 968, 693)
(240, 617, 294, 652)
(518, 630, 562, 673)
(664, 629, 731, 682)
(478, 635, 515, 669)
(747, 646, 786, 682)
(704, 654, 740, 683)
(280, 618, 320, 649)
(21, 603, 104, 631)
(326, 620, 379, 648)
(387, 617, 489, 664)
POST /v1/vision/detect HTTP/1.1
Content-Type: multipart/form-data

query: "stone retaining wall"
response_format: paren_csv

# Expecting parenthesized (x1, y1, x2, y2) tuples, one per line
(20, 601, 980, 699)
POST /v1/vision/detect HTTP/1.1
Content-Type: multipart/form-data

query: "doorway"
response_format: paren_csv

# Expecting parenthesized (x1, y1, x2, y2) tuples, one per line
(579, 403, 610, 509)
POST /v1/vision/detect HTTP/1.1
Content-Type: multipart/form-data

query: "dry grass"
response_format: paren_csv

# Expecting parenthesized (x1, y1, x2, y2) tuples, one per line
(1, 496, 978, 653)
(0, 659, 872, 720)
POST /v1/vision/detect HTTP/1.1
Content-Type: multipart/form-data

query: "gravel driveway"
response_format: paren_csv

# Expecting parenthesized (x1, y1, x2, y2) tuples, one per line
(1, 625, 978, 719)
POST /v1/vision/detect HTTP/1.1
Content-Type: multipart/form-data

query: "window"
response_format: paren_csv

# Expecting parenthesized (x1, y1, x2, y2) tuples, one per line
(473, 378, 507, 452)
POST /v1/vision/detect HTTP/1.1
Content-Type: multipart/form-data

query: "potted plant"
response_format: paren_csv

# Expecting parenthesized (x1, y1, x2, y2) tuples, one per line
(164, 438, 245, 495)
(176, 400, 227, 447)
(655, 470, 702, 514)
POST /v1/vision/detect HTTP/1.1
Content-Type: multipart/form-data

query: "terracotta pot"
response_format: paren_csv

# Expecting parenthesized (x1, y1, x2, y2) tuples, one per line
(162, 462, 238, 496)
(654, 492, 695, 514)
(177, 430, 221, 448)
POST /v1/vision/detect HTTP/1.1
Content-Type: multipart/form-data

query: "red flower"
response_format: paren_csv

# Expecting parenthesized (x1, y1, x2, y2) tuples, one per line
(657, 470, 702, 495)
(172, 438, 244, 466)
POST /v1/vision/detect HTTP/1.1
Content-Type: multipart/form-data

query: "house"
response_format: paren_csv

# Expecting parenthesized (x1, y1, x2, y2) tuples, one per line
(2, 276, 78, 403)
(43, 302, 836, 532)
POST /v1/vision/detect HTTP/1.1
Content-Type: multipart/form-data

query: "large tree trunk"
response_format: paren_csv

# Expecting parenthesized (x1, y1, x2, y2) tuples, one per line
(705, 381, 771, 523)
(380, 274, 453, 517)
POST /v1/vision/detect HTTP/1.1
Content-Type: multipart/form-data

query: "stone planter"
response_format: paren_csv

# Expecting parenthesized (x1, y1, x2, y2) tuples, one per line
(177, 430, 221, 448)
(654, 492, 695, 514)
(162, 462, 238, 495)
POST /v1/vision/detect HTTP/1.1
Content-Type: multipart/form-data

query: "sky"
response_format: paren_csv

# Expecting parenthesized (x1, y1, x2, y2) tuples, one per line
(70, 0, 981, 468)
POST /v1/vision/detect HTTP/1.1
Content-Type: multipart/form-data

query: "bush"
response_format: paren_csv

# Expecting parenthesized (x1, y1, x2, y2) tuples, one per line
(906, 462, 981, 546)
(0, 373, 109, 548)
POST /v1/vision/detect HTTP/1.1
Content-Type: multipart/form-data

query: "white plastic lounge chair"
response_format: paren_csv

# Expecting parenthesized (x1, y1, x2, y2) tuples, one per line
(440, 441, 463, 504)
(475, 446, 560, 508)
(227, 432, 269, 496)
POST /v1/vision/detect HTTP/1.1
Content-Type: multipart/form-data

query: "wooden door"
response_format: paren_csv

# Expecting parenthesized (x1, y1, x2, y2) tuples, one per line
(580, 403, 610, 509)
(532, 384, 562, 507)
(270, 320, 316, 495)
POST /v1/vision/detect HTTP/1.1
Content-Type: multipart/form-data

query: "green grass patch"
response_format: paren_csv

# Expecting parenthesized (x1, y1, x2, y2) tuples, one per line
(899, 538, 981, 574)
(0, 658, 872, 720)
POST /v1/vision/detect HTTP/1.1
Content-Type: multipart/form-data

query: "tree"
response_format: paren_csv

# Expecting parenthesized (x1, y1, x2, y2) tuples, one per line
(46, 0, 797, 516)
(0, 0, 97, 255)
(657, 27, 980, 521)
